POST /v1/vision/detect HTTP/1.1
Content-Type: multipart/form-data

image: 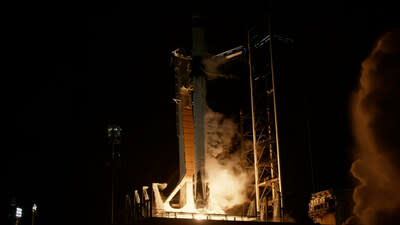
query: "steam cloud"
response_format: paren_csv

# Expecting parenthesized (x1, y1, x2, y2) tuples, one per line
(202, 57, 238, 80)
(346, 30, 400, 225)
(205, 109, 253, 212)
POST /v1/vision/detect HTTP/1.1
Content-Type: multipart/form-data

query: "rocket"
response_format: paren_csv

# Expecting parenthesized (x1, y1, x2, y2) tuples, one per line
(152, 15, 246, 215)
(152, 15, 209, 213)
(191, 15, 208, 209)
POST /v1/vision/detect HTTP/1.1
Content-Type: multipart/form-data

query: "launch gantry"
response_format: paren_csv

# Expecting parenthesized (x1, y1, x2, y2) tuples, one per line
(242, 23, 291, 222)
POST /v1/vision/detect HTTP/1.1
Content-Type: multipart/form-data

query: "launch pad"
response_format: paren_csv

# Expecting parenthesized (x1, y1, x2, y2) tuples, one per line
(153, 211, 256, 222)
(129, 15, 293, 224)
(134, 217, 300, 225)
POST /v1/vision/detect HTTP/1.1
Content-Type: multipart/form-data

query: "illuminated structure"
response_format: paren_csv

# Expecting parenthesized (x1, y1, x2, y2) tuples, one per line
(151, 16, 251, 221)
(243, 23, 292, 222)
(307, 189, 354, 225)
(308, 189, 336, 225)
(107, 124, 122, 225)
(32, 203, 38, 225)
(16, 207, 22, 225)
(142, 16, 291, 223)
(248, 27, 284, 221)
(152, 17, 214, 216)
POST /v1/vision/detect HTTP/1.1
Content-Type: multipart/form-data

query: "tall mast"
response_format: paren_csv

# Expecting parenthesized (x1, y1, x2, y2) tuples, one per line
(268, 16, 284, 218)
(248, 28, 260, 217)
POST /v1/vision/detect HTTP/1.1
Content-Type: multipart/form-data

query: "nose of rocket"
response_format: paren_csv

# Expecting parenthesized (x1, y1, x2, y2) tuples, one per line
(192, 15, 208, 57)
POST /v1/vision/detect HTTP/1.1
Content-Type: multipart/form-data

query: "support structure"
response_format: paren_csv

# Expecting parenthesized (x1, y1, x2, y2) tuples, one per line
(244, 22, 285, 221)
(268, 20, 284, 218)
(108, 125, 122, 225)
(247, 29, 260, 218)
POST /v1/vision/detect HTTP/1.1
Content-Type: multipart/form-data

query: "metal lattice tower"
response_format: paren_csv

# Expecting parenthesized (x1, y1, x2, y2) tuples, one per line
(242, 21, 291, 221)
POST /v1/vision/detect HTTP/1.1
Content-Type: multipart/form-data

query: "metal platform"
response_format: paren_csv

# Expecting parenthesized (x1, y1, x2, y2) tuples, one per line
(131, 217, 313, 225)
(153, 210, 257, 221)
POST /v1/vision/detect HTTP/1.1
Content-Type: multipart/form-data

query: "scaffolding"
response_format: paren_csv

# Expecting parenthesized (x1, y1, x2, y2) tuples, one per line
(242, 22, 286, 222)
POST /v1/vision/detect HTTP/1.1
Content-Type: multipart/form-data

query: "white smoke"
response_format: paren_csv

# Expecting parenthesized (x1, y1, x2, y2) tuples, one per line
(202, 57, 238, 80)
(204, 109, 253, 212)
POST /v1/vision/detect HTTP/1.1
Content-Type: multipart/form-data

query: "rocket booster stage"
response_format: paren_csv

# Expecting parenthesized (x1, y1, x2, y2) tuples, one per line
(152, 16, 211, 214)
(175, 18, 209, 210)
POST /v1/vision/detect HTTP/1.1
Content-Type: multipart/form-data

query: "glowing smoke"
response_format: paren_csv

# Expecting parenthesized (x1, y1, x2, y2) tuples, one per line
(202, 57, 238, 80)
(205, 109, 253, 212)
(346, 30, 400, 225)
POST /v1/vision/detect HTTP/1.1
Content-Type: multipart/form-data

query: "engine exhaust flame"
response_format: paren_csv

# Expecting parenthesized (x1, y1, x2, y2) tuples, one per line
(345, 30, 400, 225)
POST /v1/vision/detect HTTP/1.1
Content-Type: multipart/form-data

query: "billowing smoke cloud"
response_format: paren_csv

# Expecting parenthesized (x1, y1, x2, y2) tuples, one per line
(202, 57, 238, 80)
(346, 30, 400, 225)
(204, 108, 254, 212)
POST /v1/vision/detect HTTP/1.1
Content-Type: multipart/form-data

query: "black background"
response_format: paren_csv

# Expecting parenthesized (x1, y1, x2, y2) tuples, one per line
(4, 2, 399, 225)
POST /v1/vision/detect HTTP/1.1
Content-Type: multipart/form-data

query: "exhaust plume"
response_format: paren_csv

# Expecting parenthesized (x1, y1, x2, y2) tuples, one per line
(205, 109, 253, 213)
(346, 30, 400, 225)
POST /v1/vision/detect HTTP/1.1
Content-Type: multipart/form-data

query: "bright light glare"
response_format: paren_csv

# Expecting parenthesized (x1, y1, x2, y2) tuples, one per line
(194, 214, 207, 220)
(16, 207, 22, 218)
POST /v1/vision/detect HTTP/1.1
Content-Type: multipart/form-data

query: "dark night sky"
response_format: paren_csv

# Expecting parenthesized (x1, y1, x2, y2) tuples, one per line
(4, 2, 399, 225)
